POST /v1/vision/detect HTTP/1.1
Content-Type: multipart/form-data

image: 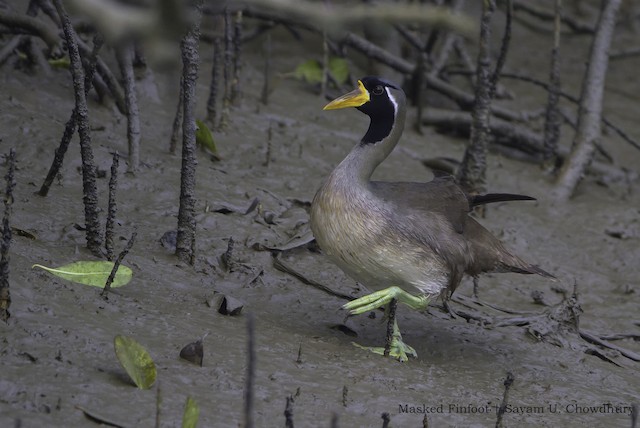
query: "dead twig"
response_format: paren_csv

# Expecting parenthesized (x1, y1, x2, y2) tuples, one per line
(489, 0, 512, 100)
(219, 8, 233, 129)
(38, 33, 104, 197)
(53, 0, 103, 257)
(0, 10, 59, 50)
(456, 0, 496, 194)
(271, 253, 353, 301)
(495, 372, 515, 428)
(579, 330, 640, 362)
(244, 313, 255, 428)
(101, 230, 136, 298)
(555, 0, 622, 200)
(231, 10, 243, 104)
(104, 151, 119, 261)
(512, 0, 594, 34)
(169, 76, 184, 154)
(384, 298, 398, 357)
(116, 43, 141, 172)
(0, 149, 16, 323)
(76, 38, 127, 115)
(542, 0, 563, 170)
(176, 0, 203, 264)
(206, 37, 221, 124)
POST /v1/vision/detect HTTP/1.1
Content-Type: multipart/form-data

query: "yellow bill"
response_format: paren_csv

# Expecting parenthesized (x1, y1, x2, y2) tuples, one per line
(323, 80, 370, 110)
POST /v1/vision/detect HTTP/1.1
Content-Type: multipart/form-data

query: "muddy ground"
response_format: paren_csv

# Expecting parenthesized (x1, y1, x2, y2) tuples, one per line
(1, 5, 639, 428)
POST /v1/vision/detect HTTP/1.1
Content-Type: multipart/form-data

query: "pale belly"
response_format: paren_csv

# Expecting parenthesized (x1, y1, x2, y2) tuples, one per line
(310, 189, 448, 297)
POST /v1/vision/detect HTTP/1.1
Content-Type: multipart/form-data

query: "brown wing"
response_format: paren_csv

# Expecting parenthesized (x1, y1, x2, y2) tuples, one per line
(370, 175, 554, 291)
(369, 176, 473, 291)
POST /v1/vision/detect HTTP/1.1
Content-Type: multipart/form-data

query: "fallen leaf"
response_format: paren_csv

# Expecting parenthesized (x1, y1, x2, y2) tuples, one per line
(195, 119, 219, 157)
(32, 261, 132, 287)
(293, 59, 323, 84)
(181, 396, 199, 428)
(328, 57, 349, 85)
(114, 335, 157, 389)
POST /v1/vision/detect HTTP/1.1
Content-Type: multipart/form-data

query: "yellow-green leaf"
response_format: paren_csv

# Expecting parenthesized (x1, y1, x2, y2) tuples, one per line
(328, 57, 349, 85)
(32, 261, 132, 288)
(114, 335, 157, 390)
(293, 59, 323, 84)
(48, 57, 70, 69)
(195, 119, 218, 155)
(181, 396, 200, 428)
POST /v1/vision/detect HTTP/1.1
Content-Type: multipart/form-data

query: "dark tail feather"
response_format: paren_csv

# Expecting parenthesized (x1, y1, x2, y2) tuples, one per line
(502, 263, 557, 280)
(471, 193, 536, 207)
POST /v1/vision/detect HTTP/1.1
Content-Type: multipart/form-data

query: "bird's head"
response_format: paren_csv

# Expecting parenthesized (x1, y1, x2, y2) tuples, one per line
(323, 76, 405, 144)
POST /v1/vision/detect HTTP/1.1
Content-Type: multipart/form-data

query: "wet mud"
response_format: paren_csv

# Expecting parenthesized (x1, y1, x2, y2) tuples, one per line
(1, 9, 639, 428)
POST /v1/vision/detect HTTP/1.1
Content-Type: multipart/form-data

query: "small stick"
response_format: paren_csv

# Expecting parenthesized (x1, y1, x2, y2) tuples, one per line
(169, 76, 184, 154)
(0, 36, 22, 67)
(272, 255, 353, 301)
(579, 330, 640, 362)
(384, 298, 398, 357)
(219, 8, 232, 129)
(456, 0, 495, 194)
(26, 36, 52, 75)
(296, 344, 302, 364)
(220, 236, 235, 271)
(76, 38, 127, 115)
(321, 30, 329, 98)
(206, 38, 221, 125)
(264, 123, 272, 167)
(489, 0, 512, 99)
(34, 0, 60, 26)
(175, 0, 203, 264)
(381, 412, 391, 428)
(0, 10, 59, 50)
(101, 229, 136, 298)
(495, 372, 515, 428)
(24, 0, 48, 73)
(342, 385, 348, 407)
(132, 41, 147, 68)
(116, 44, 141, 172)
(260, 32, 271, 105)
(555, 0, 621, 200)
(512, 0, 593, 34)
(0, 149, 16, 322)
(231, 10, 243, 104)
(155, 381, 162, 428)
(104, 151, 119, 261)
(330, 413, 339, 428)
(38, 33, 103, 197)
(244, 313, 256, 428)
(53, 0, 102, 257)
(284, 395, 294, 428)
(542, 0, 562, 170)
(341, 31, 523, 123)
(413, 52, 425, 134)
(452, 37, 476, 87)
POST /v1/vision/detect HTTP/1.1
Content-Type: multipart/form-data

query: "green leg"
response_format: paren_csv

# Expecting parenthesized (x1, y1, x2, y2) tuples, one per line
(343, 286, 430, 315)
(343, 287, 430, 362)
(353, 315, 417, 362)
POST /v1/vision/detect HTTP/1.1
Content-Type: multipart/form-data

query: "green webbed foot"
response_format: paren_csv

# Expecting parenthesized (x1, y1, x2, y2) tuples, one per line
(352, 319, 417, 362)
(344, 288, 430, 362)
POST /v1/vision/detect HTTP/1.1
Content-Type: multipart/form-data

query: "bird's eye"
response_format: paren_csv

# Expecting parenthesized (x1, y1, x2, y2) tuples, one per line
(372, 85, 384, 96)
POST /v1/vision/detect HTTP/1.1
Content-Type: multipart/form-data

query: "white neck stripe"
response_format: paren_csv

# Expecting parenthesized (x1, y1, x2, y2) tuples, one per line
(385, 87, 398, 118)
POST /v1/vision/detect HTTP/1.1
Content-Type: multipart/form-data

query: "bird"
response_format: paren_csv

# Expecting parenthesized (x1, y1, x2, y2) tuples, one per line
(310, 76, 555, 362)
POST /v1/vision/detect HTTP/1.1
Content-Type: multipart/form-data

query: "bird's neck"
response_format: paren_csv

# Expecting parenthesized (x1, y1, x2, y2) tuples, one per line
(334, 105, 406, 185)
